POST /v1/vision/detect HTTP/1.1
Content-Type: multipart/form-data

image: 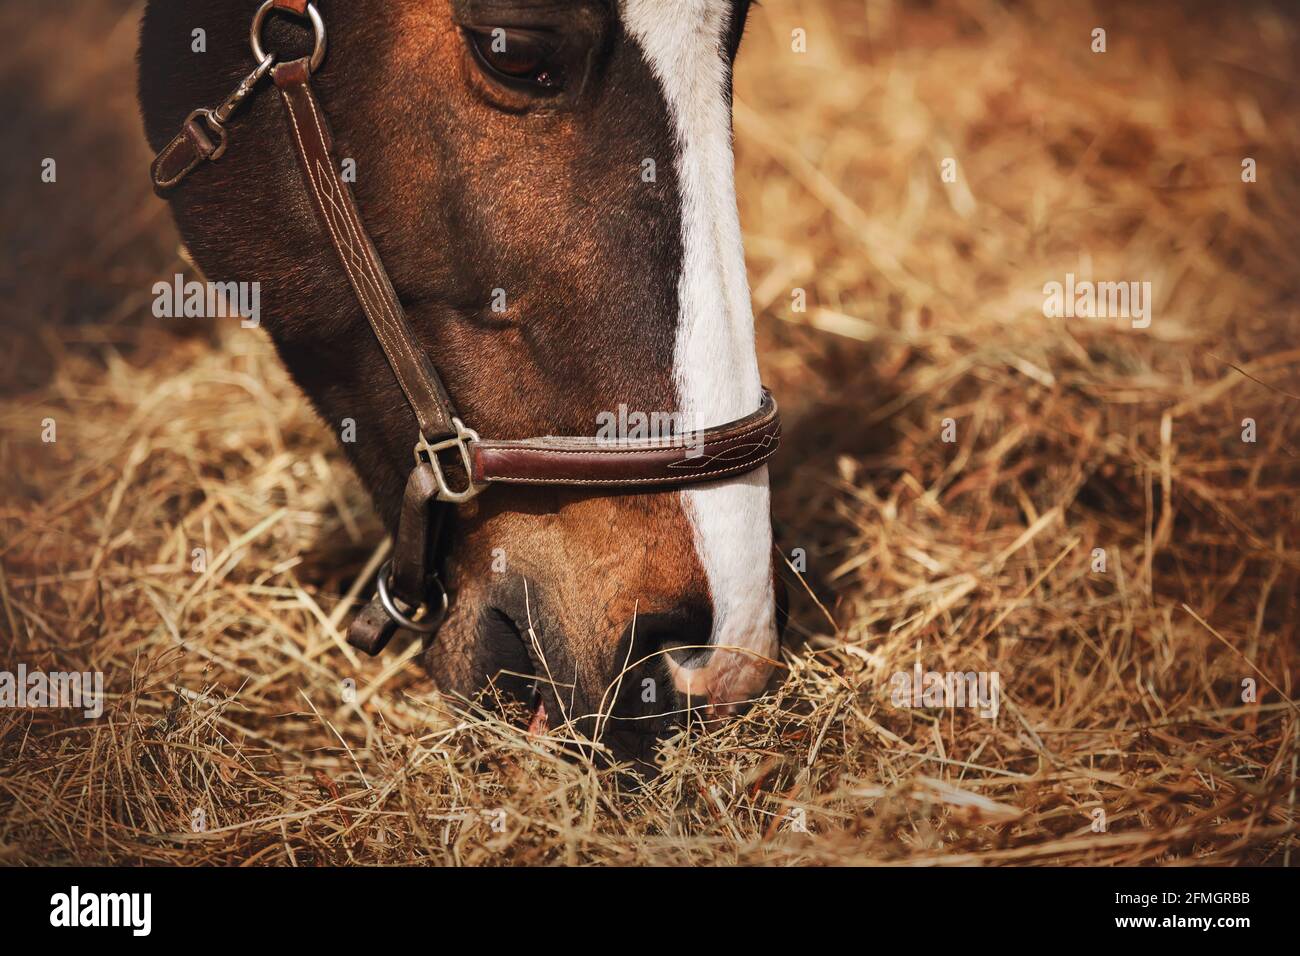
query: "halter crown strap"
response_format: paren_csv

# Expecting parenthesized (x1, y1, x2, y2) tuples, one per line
(271, 57, 461, 444)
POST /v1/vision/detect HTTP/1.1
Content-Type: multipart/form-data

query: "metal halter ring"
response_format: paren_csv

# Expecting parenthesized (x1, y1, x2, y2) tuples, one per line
(251, 1, 327, 74)
(375, 561, 448, 634)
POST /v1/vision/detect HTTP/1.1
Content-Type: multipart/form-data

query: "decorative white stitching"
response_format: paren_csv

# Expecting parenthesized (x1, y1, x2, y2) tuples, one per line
(153, 129, 198, 187)
(479, 449, 779, 485)
(475, 417, 779, 457)
(282, 82, 448, 435)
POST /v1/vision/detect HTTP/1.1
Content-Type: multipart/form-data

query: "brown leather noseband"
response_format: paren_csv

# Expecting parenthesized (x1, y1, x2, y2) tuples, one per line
(151, 1, 781, 655)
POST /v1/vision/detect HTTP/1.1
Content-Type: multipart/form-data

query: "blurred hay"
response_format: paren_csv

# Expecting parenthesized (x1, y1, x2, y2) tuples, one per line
(1, 0, 1298, 865)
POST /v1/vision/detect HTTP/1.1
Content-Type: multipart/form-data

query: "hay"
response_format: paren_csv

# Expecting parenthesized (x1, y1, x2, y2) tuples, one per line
(1, 0, 1298, 865)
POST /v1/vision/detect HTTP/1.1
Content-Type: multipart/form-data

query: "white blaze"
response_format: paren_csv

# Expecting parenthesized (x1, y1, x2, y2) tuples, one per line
(622, 0, 778, 705)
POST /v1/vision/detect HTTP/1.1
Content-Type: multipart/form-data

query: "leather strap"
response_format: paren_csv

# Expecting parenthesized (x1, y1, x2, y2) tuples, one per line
(471, 390, 781, 487)
(151, 113, 221, 192)
(273, 57, 461, 443)
(348, 464, 449, 655)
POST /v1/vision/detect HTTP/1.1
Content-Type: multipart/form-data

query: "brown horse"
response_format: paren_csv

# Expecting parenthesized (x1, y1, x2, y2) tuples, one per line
(138, 0, 782, 762)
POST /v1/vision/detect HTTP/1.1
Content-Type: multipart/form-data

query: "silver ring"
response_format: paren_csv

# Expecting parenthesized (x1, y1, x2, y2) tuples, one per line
(250, 1, 327, 74)
(375, 561, 447, 634)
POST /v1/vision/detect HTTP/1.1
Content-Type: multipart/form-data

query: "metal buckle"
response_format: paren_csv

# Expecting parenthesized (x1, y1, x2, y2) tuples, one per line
(181, 51, 276, 165)
(375, 561, 448, 634)
(184, 108, 230, 162)
(251, 1, 328, 74)
(415, 417, 485, 504)
(211, 53, 276, 128)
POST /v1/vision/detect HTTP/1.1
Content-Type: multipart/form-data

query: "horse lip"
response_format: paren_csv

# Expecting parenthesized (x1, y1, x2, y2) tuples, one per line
(663, 646, 777, 717)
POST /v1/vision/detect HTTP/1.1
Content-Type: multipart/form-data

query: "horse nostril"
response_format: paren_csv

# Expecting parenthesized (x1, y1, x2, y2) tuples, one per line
(627, 604, 714, 672)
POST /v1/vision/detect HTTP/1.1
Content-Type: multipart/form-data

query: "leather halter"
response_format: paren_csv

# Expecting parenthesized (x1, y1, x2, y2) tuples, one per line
(151, 1, 781, 655)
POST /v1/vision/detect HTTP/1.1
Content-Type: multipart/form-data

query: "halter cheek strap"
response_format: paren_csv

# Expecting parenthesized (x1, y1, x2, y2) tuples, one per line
(150, 1, 782, 656)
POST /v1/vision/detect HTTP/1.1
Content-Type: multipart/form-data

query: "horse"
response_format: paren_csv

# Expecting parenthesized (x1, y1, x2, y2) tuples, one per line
(137, 0, 784, 763)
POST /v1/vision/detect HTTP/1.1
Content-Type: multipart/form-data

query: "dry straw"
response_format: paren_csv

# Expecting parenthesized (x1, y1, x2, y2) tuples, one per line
(1, 0, 1297, 864)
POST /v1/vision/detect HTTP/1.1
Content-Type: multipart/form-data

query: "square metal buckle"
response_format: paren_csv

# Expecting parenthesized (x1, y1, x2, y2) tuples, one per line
(415, 417, 484, 503)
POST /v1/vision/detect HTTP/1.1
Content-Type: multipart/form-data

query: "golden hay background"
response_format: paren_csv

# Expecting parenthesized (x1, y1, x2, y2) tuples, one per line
(2, 0, 1298, 865)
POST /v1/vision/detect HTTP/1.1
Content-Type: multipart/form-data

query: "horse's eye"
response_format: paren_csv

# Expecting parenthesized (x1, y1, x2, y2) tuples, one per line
(466, 28, 566, 94)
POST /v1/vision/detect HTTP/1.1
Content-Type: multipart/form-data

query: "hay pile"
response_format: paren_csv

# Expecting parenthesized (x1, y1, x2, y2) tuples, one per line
(1, 0, 1297, 865)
